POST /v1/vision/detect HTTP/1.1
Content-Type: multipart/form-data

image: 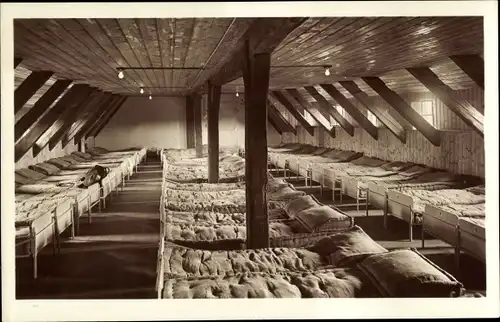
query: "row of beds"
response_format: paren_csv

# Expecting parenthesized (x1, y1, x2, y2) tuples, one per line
(266, 143, 486, 270)
(153, 147, 479, 299)
(14, 147, 148, 278)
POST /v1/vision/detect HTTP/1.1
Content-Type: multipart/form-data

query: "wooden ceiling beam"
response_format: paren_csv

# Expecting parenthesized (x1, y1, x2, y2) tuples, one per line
(407, 67, 484, 136)
(46, 91, 111, 151)
(362, 77, 441, 146)
(86, 96, 127, 139)
(71, 95, 121, 144)
(267, 99, 296, 135)
(449, 54, 484, 89)
(339, 81, 407, 143)
(286, 88, 335, 138)
(320, 84, 378, 140)
(270, 91, 315, 136)
(15, 84, 91, 161)
(14, 57, 23, 68)
(304, 86, 354, 136)
(15, 79, 73, 142)
(191, 18, 307, 92)
(14, 70, 54, 114)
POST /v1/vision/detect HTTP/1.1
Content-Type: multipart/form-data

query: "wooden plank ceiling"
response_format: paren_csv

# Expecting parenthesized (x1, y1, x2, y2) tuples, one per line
(15, 17, 483, 100)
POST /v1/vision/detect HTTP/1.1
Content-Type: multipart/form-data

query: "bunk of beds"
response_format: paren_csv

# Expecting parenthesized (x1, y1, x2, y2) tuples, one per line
(14, 147, 147, 278)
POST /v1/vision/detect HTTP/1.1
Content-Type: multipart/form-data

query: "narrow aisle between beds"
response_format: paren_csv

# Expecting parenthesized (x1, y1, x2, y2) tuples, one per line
(16, 150, 162, 299)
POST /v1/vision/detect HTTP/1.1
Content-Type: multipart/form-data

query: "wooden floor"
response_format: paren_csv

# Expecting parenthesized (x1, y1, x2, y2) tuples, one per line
(15, 154, 486, 299)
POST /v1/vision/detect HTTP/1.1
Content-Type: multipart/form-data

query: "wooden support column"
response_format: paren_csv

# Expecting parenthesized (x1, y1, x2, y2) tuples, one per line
(15, 79, 72, 142)
(286, 88, 336, 138)
(449, 55, 484, 89)
(270, 91, 315, 136)
(46, 92, 110, 151)
(320, 84, 379, 140)
(407, 67, 484, 136)
(304, 86, 354, 136)
(83, 96, 128, 138)
(185, 96, 196, 149)
(339, 81, 407, 143)
(243, 42, 271, 249)
(15, 84, 91, 161)
(363, 77, 441, 146)
(33, 89, 98, 156)
(207, 82, 221, 183)
(15, 71, 54, 114)
(193, 94, 203, 158)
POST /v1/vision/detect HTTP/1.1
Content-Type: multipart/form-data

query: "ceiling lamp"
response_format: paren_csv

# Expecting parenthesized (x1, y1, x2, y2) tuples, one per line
(324, 66, 331, 76)
(149, 95, 152, 100)
(236, 92, 239, 97)
(118, 70, 124, 79)
(140, 87, 144, 94)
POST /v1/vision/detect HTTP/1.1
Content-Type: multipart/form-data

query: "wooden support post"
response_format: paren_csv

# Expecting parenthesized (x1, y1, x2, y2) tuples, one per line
(15, 71, 54, 114)
(449, 55, 484, 89)
(304, 86, 354, 136)
(15, 84, 91, 161)
(15, 79, 72, 142)
(320, 84, 379, 140)
(339, 81, 407, 143)
(286, 88, 336, 138)
(207, 82, 221, 183)
(407, 67, 484, 136)
(362, 77, 441, 146)
(243, 41, 271, 249)
(185, 96, 196, 149)
(270, 91, 315, 136)
(193, 94, 203, 158)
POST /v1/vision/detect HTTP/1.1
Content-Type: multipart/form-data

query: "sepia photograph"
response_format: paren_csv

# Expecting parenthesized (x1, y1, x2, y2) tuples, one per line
(1, 1, 499, 321)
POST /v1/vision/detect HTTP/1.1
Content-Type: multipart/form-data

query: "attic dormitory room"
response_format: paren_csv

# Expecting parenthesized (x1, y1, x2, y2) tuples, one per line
(6, 12, 494, 301)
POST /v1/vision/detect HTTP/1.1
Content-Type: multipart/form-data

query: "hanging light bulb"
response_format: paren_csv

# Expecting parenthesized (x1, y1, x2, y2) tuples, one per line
(140, 87, 144, 94)
(149, 95, 152, 100)
(236, 92, 239, 97)
(118, 70, 124, 79)
(324, 67, 330, 76)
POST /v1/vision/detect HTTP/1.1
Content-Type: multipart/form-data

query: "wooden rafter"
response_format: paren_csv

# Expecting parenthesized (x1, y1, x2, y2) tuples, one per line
(304, 86, 354, 136)
(270, 91, 315, 136)
(77, 95, 122, 141)
(362, 76, 441, 146)
(86, 96, 127, 139)
(407, 67, 484, 136)
(15, 79, 73, 142)
(267, 99, 296, 135)
(320, 84, 378, 140)
(286, 88, 335, 138)
(15, 71, 54, 114)
(339, 81, 407, 143)
(14, 57, 23, 68)
(47, 92, 111, 151)
(449, 54, 484, 89)
(15, 84, 91, 161)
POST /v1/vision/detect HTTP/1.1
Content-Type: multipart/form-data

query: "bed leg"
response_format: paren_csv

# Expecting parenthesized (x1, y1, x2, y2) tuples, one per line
(455, 246, 461, 274)
(33, 252, 38, 279)
(383, 199, 388, 229)
(409, 223, 413, 242)
(421, 217, 425, 249)
(365, 190, 369, 216)
(71, 212, 76, 239)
